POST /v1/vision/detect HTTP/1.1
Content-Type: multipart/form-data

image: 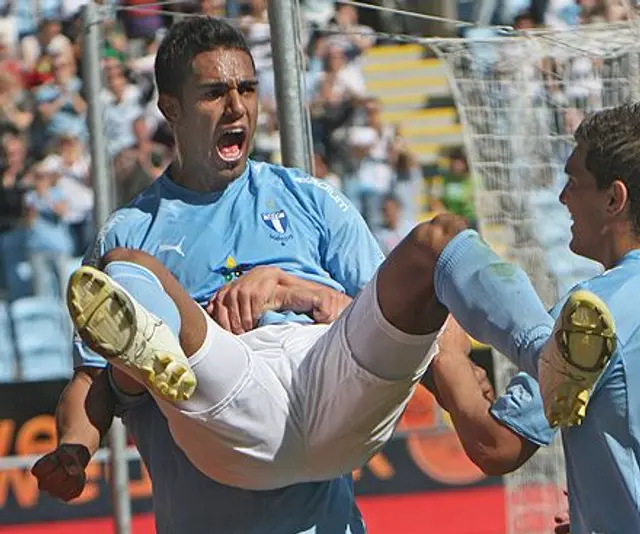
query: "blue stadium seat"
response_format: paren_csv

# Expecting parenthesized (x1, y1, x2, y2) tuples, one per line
(10, 297, 73, 381)
(0, 229, 32, 301)
(0, 302, 17, 382)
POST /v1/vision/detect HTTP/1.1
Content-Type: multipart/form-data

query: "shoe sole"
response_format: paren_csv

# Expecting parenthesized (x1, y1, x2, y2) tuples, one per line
(67, 266, 196, 402)
(550, 289, 616, 427)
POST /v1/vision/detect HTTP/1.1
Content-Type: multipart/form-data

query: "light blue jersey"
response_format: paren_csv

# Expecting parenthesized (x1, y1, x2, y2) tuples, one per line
(436, 230, 640, 533)
(490, 372, 555, 447)
(553, 251, 640, 533)
(75, 160, 384, 534)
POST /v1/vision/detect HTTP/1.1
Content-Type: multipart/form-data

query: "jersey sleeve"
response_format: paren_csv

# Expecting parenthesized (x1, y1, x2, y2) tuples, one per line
(490, 372, 557, 446)
(316, 182, 385, 297)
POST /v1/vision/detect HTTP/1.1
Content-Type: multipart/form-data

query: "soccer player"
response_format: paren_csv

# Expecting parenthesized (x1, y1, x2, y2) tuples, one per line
(426, 104, 640, 532)
(33, 16, 441, 533)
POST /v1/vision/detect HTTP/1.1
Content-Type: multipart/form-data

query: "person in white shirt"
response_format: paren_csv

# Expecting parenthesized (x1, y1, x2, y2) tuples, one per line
(374, 193, 415, 256)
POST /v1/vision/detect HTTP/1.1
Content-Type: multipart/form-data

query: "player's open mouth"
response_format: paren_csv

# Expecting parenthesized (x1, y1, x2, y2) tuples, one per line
(216, 127, 247, 163)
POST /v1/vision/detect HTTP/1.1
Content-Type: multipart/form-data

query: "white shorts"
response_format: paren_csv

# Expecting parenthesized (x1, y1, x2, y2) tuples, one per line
(154, 275, 438, 490)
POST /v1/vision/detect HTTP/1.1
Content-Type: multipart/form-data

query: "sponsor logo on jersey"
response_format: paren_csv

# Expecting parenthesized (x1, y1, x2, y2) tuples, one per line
(213, 255, 253, 283)
(294, 176, 349, 212)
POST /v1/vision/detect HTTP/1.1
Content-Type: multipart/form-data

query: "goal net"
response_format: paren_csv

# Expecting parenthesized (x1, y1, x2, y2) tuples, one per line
(429, 21, 640, 534)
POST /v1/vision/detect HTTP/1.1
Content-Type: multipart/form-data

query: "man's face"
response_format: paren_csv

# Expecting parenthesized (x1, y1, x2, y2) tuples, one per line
(3, 135, 25, 166)
(172, 48, 258, 183)
(107, 71, 127, 99)
(326, 47, 345, 72)
(382, 199, 400, 228)
(52, 55, 74, 83)
(42, 21, 61, 44)
(560, 143, 610, 261)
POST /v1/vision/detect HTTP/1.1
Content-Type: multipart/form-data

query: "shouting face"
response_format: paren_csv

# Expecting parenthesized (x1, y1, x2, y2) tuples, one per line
(163, 47, 259, 189)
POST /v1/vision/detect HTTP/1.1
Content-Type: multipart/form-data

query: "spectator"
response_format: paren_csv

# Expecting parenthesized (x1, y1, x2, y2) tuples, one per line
(313, 152, 341, 190)
(325, 3, 375, 62)
(239, 0, 277, 105)
(363, 97, 396, 161)
(0, 131, 32, 234)
(102, 65, 144, 157)
(114, 116, 171, 206)
(390, 142, 423, 225)
(61, 0, 90, 23)
(56, 133, 90, 183)
(513, 10, 536, 29)
(430, 149, 476, 228)
(103, 17, 129, 65)
(52, 133, 94, 255)
(0, 130, 32, 298)
(311, 45, 367, 160)
(240, 0, 272, 72)
(127, 33, 162, 78)
(101, 59, 142, 104)
(374, 193, 414, 256)
(13, 1, 64, 41)
(23, 157, 74, 298)
(0, 71, 34, 134)
(342, 126, 394, 230)
(0, 35, 23, 86)
(200, 0, 227, 17)
(299, 0, 335, 27)
(46, 137, 93, 256)
(252, 102, 280, 162)
(21, 19, 73, 74)
(34, 51, 87, 150)
(312, 45, 367, 109)
(119, 0, 165, 57)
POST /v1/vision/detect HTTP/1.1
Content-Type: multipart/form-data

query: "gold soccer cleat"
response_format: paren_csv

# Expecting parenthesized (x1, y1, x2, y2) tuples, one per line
(539, 289, 616, 428)
(67, 266, 197, 402)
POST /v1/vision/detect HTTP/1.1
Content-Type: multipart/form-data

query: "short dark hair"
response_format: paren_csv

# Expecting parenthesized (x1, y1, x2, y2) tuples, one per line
(574, 103, 640, 234)
(154, 17, 255, 98)
(382, 192, 402, 208)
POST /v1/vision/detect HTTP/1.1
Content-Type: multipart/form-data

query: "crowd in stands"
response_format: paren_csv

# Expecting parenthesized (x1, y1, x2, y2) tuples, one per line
(0, 0, 436, 381)
(1, 0, 620, 381)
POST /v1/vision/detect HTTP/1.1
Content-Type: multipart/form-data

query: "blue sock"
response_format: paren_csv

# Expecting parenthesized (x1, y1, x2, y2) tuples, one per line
(103, 261, 181, 338)
(434, 230, 554, 378)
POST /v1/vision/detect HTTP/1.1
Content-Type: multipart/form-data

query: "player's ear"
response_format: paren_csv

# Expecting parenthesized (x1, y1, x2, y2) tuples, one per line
(606, 179, 628, 217)
(158, 94, 182, 124)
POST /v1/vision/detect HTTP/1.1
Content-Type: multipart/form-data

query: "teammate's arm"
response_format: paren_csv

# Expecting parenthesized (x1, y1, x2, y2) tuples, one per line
(31, 367, 115, 501)
(208, 266, 352, 334)
(33, 210, 144, 501)
(427, 318, 539, 475)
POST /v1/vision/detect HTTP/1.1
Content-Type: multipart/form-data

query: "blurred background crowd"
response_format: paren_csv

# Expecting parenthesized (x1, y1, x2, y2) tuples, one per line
(0, 0, 628, 382)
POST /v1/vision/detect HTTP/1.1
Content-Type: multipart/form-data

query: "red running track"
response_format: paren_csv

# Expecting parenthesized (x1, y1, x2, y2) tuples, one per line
(0, 487, 505, 534)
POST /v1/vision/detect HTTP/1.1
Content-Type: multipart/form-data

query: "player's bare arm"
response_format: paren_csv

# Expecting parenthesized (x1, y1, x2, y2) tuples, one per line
(31, 368, 115, 501)
(426, 317, 539, 476)
(207, 266, 353, 334)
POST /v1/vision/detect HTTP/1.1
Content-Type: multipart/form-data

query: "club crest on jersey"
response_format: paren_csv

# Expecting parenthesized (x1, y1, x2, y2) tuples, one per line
(261, 210, 288, 234)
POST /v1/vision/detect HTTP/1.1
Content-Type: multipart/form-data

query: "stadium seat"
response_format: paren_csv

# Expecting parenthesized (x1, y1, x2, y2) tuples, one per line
(9, 297, 73, 381)
(0, 229, 32, 301)
(0, 302, 17, 382)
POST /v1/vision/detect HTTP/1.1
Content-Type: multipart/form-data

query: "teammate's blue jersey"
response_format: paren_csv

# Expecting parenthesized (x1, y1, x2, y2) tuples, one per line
(490, 372, 555, 447)
(553, 250, 640, 533)
(492, 251, 640, 533)
(75, 160, 385, 534)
